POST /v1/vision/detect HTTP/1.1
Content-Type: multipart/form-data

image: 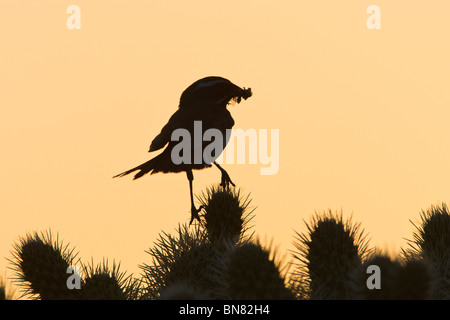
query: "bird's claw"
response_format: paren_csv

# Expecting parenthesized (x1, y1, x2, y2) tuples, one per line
(189, 205, 204, 225)
(219, 171, 235, 189)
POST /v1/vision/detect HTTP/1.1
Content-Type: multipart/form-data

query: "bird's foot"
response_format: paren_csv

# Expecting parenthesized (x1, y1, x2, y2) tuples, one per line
(189, 205, 204, 225)
(219, 171, 235, 189)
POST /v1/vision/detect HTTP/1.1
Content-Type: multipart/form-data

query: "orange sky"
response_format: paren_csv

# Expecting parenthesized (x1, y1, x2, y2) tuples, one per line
(2, 1, 450, 292)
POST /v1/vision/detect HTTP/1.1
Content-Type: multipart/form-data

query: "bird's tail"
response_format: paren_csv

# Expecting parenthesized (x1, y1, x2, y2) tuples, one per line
(113, 157, 159, 180)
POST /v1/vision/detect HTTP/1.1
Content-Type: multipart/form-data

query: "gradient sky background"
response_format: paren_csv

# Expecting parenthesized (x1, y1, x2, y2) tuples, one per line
(2, 1, 450, 295)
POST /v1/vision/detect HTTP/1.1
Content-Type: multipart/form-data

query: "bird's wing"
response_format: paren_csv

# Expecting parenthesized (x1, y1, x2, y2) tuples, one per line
(148, 107, 234, 152)
(149, 110, 189, 152)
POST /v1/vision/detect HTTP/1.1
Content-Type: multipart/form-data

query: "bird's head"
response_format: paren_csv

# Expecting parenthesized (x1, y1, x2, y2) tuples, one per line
(179, 76, 252, 109)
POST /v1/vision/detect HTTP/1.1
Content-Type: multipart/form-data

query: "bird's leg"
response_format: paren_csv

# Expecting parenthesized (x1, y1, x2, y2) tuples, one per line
(214, 161, 235, 188)
(186, 170, 203, 225)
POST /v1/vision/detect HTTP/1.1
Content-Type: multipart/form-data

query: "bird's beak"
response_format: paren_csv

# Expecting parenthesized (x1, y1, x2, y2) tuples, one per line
(242, 87, 252, 100)
(230, 87, 252, 105)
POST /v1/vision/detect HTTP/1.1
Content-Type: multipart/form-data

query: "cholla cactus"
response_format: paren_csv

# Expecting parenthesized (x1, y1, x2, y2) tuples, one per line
(362, 252, 432, 300)
(159, 281, 209, 300)
(80, 259, 140, 300)
(403, 203, 450, 299)
(362, 253, 402, 300)
(140, 186, 256, 299)
(0, 282, 5, 300)
(292, 210, 371, 299)
(198, 185, 254, 244)
(8, 230, 139, 300)
(0, 275, 15, 300)
(8, 190, 449, 301)
(213, 241, 294, 300)
(8, 230, 80, 300)
(139, 223, 217, 299)
(393, 259, 432, 299)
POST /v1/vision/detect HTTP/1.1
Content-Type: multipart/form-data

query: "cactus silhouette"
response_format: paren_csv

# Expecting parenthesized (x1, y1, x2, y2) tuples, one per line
(8, 231, 80, 299)
(215, 241, 294, 299)
(393, 259, 432, 299)
(6, 190, 450, 300)
(362, 253, 402, 299)
(0, 275, 15, 300)
(140, 185, 255, 299)
(0, 283, 5, 300)
(159, 281, 209, 300)
(80, 259, 140, 300)
(403, 203, 450, 299)
(198, 185, 254, 244)
(362, 253, 432, 299)
(140, 223, 218, 299)
(292, 211, 371, 299)
(7, 230, 140, 300)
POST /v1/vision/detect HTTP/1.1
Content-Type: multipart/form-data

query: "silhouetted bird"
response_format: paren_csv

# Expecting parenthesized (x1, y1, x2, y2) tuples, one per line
(114, 76, 252, 223)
